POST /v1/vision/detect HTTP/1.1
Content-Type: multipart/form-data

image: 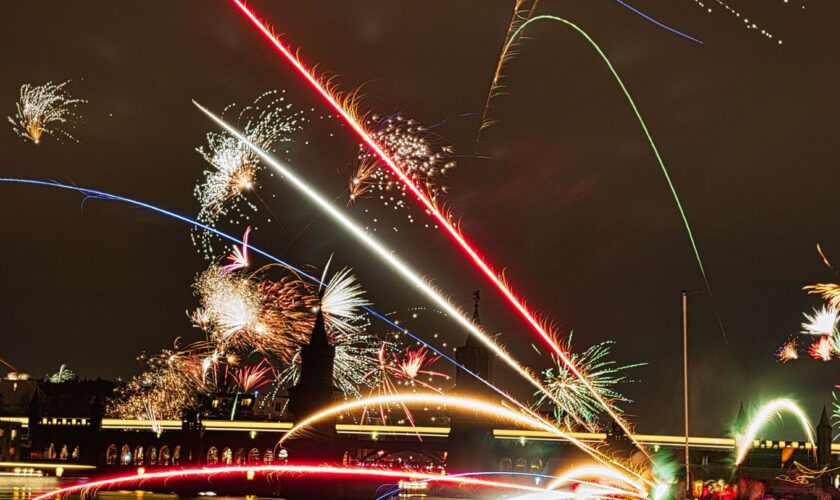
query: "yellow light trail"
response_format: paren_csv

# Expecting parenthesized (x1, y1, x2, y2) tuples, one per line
(735, 399, 815, 465)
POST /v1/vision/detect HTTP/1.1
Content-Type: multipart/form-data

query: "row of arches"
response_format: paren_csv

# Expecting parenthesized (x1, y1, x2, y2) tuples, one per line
(205, 446, 288, 465)
(499, 456, 544, 473)
(106, 444, 181, 466)
(43, 443, 80, 461)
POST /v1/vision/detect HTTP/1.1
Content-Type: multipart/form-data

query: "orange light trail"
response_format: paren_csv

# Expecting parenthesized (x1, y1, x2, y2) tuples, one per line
(228, 0, 647, 460)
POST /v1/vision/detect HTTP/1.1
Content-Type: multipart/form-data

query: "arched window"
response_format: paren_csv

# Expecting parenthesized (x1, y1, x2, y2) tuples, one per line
(263, 449, 274, 464)
(59, 444, 69, 460)
(134, 446, 144, 465)
(206, 446, 219, 465)
(106, 444, 117, 465)
(514, 457, 527, 472)
(159, 446, 170, 466)
(248, 448, 260, 464)
(72, 446, 80, 461)
(148, 446, 157, 465)
(235, 448, 246, 465)
(278, 449, 288, 463)
(499, 457, 512, 472)
(45, 443, 56, 460)
(120, 445, 131, 465)
(530, 457, 543, 473)
(172, 445, 181, 465)
(221, 447, 233, 465)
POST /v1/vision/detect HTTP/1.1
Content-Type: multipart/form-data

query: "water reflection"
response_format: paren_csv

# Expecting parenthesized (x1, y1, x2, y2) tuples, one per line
(0, 478, 270, 500)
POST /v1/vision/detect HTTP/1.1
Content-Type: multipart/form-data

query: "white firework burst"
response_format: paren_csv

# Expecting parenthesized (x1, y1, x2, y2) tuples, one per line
(8, 80, 86, 144)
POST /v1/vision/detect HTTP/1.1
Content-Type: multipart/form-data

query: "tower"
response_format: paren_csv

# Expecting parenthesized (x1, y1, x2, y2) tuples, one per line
(448, 290, 496, 472)
(817, 405, 832, 467)
(285, 303, 340, 463)
(454, 290, 493, 390)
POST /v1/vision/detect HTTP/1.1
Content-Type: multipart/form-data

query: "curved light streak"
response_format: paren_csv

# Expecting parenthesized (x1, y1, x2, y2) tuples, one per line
(734, 399, 815, 465)
(505, 15, 713, 327)
(30, 464, 550, 500)
(545, 465, 647, 498)
(276, 393, 650, 489)
(0, 178, 507, 410)
(227, 0, 646, 457)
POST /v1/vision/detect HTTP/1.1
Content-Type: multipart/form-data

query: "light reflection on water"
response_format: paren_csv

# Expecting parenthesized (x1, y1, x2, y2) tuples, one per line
(0, 477, 275, 500)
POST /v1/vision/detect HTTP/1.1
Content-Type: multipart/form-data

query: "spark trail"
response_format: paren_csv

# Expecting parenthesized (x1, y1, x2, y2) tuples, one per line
(31, 465, 553, 500)
(227, 0, 648, 457)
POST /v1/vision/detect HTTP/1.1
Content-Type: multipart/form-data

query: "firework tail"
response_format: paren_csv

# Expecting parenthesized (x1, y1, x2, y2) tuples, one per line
(227, 0, 650, 458)
(30, 465, 555, 500)
(506, 14, 724, 344)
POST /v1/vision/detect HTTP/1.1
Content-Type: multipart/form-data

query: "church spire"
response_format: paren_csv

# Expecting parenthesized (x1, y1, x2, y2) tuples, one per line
(466, 290, 482, 347)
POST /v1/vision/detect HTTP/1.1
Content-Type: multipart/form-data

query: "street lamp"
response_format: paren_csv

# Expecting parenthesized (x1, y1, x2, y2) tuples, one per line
(682, 289, 699, 498)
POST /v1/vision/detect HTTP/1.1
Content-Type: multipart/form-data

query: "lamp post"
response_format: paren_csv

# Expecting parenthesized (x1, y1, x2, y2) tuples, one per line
(682, 289, 699, 498)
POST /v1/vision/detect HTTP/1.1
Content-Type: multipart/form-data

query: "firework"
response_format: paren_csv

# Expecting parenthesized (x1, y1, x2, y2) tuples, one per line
(776, 338, 799, 363)
(220, 226, 251, 275)
(226, 2, 662, 456)
(808, 336, 833, 362)
(320, 266, 371, 336)
(193, 90, 305, 257)
(195, 103, 582, 427)
(8, 80, 86, 144)
(734, 399, 815, 465)
(801, 305, 839, 336)
(360, 344, 451, 427)
(192, 264, 304, 361)
(805, 283, 840, 310)
(31, 465, 553, 500)
(349, 114, 456, 230)
(535, 334, 646, 432)
(230, 358, 273, 393)
(107, 345, 210, 420)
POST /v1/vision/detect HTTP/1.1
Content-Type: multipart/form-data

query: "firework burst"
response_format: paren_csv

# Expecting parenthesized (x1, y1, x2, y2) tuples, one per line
(193, 90, 305, 257)
(107, 344, 210, 420)
(349, 114, 456, 231)
(801, 305, 839, 336)
(8, 80, 85, 144)
(808, 336, 833, 362)
(535, 334, 646, 432)
(230, 358, 273, 393)
(776, 338, 799, 363)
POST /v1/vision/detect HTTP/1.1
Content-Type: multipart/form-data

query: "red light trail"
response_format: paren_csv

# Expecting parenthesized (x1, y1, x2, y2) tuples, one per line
(228, 0, 648, 459)
(32, 464, 556, 500)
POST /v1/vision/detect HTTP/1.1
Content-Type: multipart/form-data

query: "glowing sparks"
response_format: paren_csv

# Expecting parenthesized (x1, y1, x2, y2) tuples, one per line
(321, 266, 371, 336)
(8, 80, 85, 144)
(224, 0, 667, 458)
(220, 226, 251, 275)
(689, 0, 801, 45)
(801, 305, 839, 336)
(230, 358, 273, 393)
(535, 335, 646, 432)
(808, 336, 833, 362)
(776, 338, 799, 363)
(193, 90, 304, 257)
(734, 399, 815, 465)
(350, 113, 456, 230)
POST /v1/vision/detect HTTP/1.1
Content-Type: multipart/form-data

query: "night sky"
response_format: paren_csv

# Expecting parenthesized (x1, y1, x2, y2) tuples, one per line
(2, 1, 839, 438)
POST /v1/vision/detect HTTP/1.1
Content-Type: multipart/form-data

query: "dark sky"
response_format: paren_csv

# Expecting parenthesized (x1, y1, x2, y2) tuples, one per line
(2, 1, 839, 438)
